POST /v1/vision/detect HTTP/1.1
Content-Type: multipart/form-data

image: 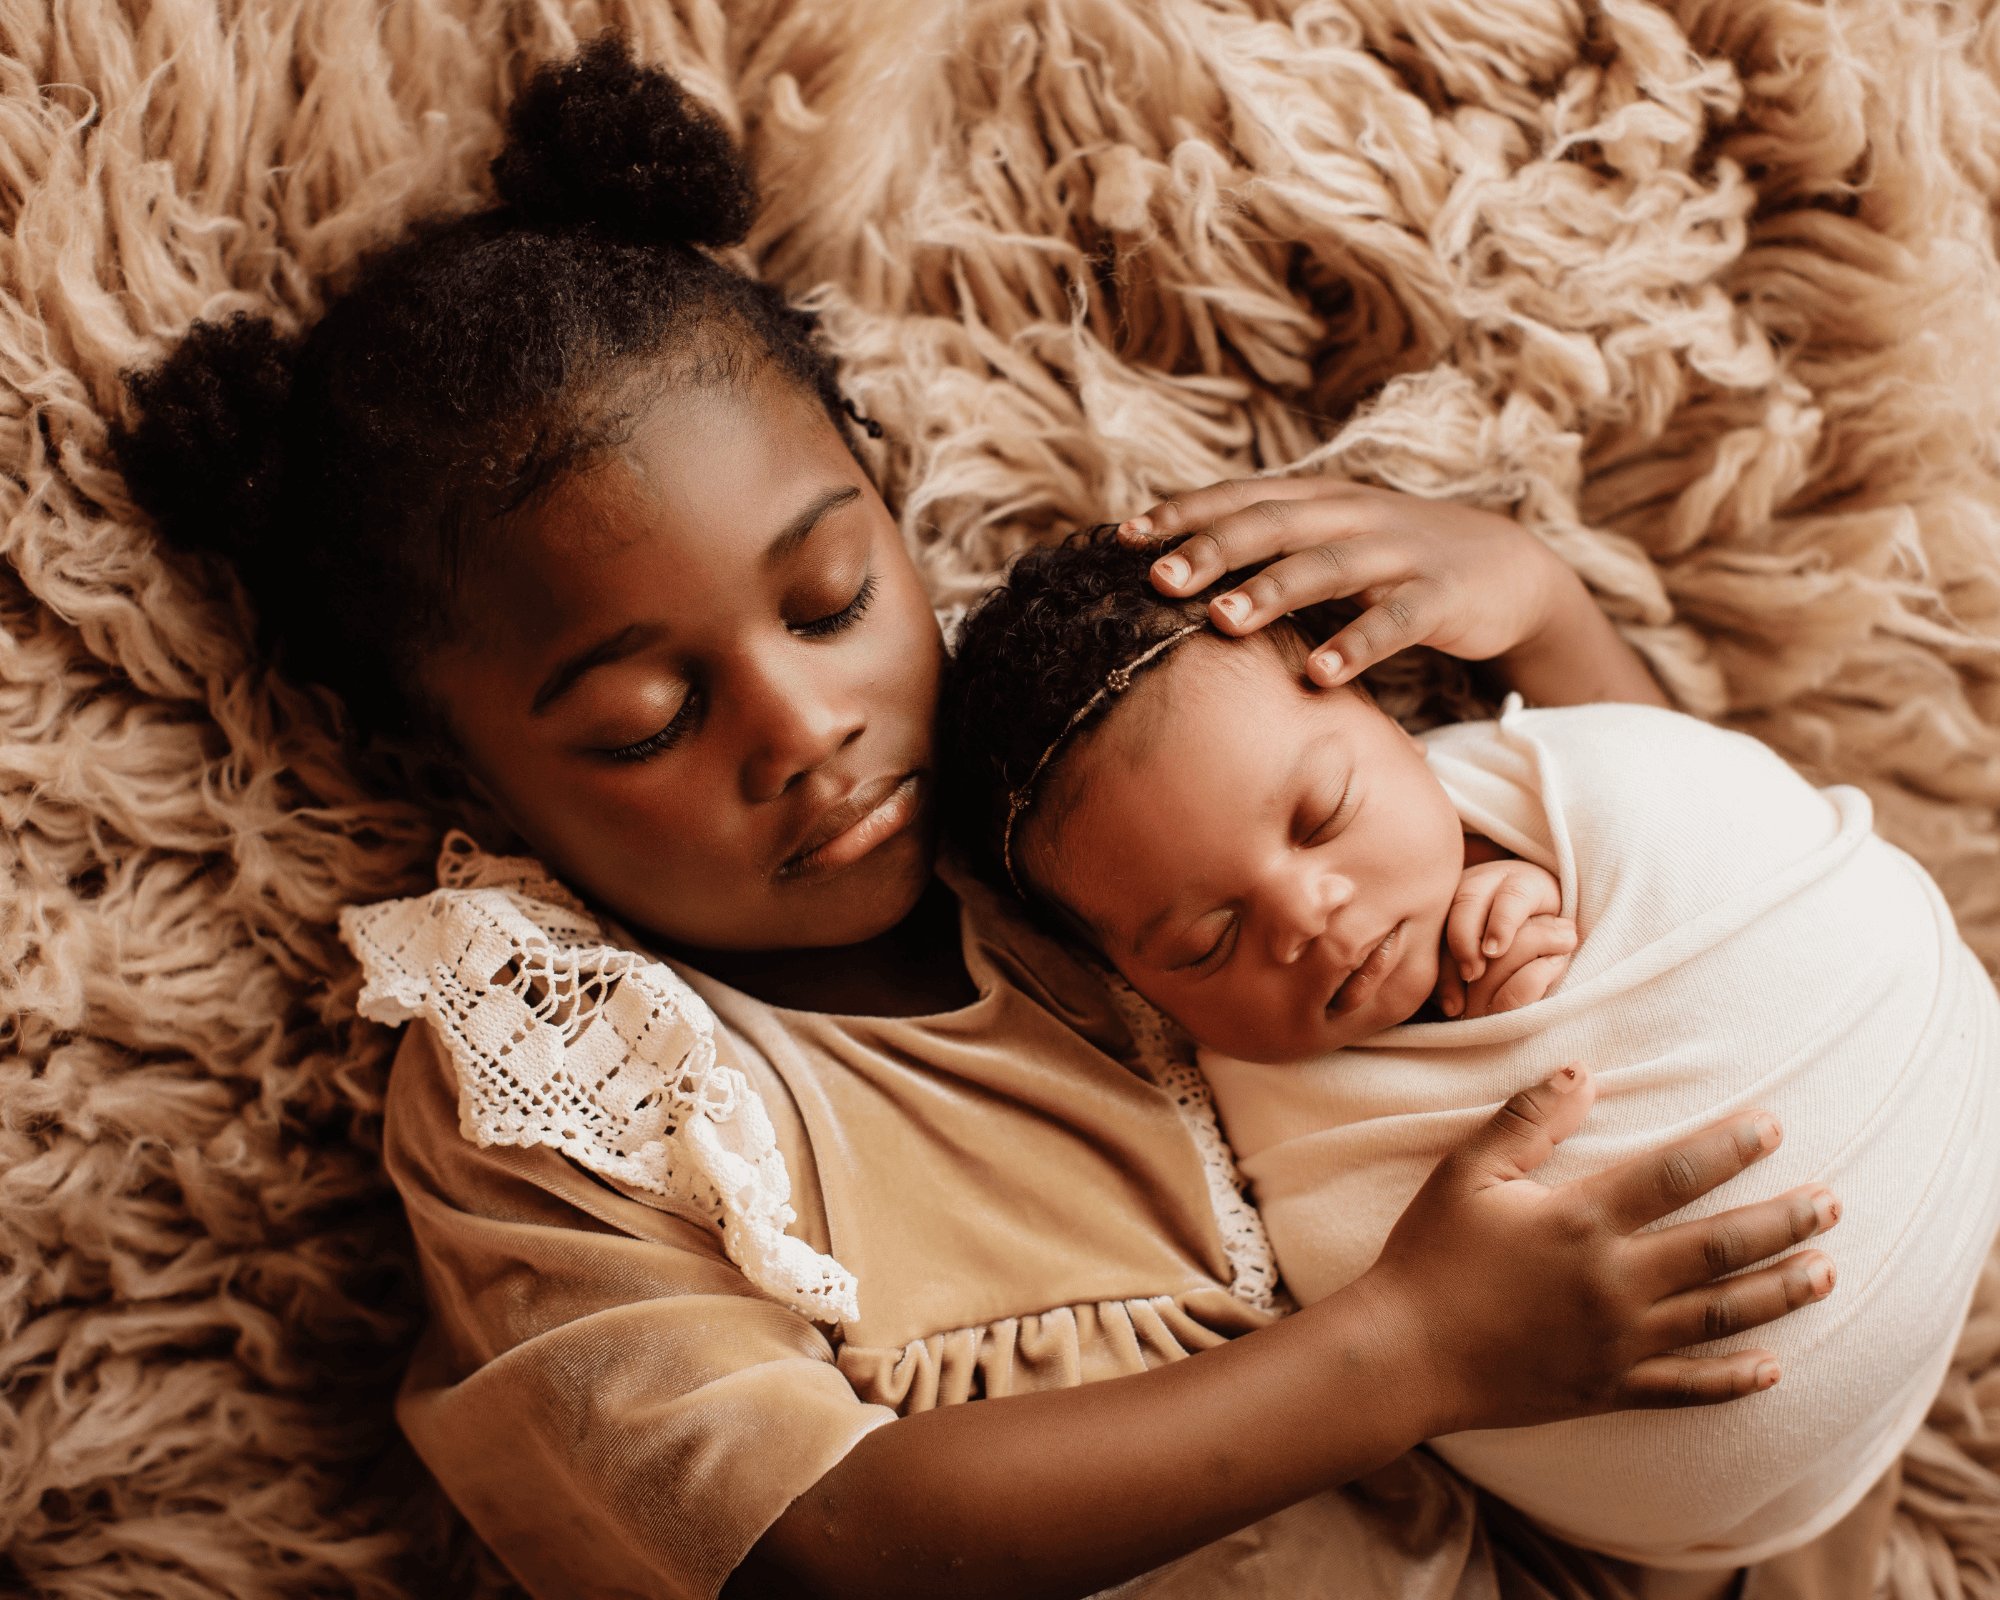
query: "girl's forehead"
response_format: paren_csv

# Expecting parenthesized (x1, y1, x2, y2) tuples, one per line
(455, 373, 868, 648)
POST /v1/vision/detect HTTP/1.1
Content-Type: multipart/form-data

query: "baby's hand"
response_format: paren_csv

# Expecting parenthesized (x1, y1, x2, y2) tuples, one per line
(1436, 859, 1575, 1019)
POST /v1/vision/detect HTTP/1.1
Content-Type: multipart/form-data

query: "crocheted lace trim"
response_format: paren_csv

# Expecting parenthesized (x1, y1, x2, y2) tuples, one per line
(337, 830, 860, 1326)
(1098, 975, 1287, 1314)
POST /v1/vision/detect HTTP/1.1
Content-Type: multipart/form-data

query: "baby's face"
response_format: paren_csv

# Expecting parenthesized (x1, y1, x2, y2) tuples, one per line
(1022, 638, 1465, 1062)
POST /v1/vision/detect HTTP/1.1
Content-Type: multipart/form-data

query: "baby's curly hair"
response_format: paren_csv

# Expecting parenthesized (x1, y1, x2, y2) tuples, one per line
(941, 527, 1312, 906)
(111, 35, 861, 746)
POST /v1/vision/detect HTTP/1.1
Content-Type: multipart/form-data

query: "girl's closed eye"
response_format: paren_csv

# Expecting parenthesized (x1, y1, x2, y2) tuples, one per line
(600, 570, 881, 763)
(603, 687, 701, 762)
(790, 569, 878, 639)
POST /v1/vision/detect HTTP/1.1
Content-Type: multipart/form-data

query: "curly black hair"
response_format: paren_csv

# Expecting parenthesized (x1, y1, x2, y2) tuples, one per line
(940, 527, 1315, 910)
(110, 34, 863, 746)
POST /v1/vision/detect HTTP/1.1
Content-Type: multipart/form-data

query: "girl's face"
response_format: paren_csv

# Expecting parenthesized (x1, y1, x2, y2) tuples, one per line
(421, 363, 944, 954)
(1022, 640, 1465, 1062)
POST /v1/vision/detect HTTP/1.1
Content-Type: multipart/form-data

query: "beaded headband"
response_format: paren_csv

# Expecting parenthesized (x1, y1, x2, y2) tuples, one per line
(999, 619, 1208, 897)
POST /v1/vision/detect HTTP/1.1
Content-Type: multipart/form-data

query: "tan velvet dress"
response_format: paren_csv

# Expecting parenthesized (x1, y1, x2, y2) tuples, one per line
(370, 853, 1893, 1600)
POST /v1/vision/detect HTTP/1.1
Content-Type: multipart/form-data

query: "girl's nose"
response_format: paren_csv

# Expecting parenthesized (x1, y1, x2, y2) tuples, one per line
(1269, 864, 1354, 965)
(737, 651, 867, 803)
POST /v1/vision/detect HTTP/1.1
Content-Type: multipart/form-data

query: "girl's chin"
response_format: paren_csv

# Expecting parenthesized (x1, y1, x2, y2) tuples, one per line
(771, 823, 939, 948)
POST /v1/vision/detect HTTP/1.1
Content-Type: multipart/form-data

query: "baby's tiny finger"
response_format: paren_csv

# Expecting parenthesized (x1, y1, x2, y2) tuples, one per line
(1481, 882, 1540, 956)
(1434, 962, 1467, 1019)
(1488, 952, 1572, 1013)
(1464, 917, 1573, 1013)
(1446, 892, 1491, 980)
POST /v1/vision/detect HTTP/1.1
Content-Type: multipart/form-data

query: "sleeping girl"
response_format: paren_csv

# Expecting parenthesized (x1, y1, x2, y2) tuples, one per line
(941, 526, 2000, 1570)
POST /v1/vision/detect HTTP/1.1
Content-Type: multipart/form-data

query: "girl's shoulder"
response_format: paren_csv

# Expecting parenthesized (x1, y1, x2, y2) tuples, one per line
(339, 829, 860, 1325)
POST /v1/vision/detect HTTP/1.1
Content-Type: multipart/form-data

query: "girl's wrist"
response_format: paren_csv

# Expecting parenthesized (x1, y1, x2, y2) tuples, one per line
(1502, 548, 1587, 661)
(1322, 1266, 1463, 1444)
(1492, 565, 1670, 709)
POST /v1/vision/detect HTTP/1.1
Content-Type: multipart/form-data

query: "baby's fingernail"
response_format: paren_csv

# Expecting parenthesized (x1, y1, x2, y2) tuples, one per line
(1153, 554, 1188, 585)
(1441, 993, 1461, 1017)
(1120, 516, 1154, 538)
(1214, 593, 1248, 624)
(1755, 1361, 1781, 1390)
(1460, 961, 1476, 983)
(1482, 937, 1501, 956)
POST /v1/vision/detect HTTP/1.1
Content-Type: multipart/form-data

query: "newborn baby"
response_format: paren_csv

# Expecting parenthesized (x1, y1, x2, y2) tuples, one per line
(941, 530, 2000, 1568)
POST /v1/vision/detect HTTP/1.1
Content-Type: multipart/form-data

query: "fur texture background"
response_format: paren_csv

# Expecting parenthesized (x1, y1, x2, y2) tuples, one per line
(4, 0, 1999, 1594)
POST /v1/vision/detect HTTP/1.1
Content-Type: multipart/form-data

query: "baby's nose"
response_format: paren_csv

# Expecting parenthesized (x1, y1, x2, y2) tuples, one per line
(1272, 868, 1353, 964)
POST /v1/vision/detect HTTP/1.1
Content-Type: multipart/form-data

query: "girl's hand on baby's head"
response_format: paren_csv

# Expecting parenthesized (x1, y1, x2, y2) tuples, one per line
(1354, 1068, 1842, 1438)
(1436, 859, 1574, 1018)
(1116, 476, 1573, 687)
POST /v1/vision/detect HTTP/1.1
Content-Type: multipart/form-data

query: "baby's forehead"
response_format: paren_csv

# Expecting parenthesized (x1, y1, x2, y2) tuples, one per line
(1037, 640, 1350, 867)
(1095, 631, 1344, 759)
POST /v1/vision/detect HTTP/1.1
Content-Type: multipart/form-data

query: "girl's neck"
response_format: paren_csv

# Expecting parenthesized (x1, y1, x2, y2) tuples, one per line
(672, 874, 978, 1017)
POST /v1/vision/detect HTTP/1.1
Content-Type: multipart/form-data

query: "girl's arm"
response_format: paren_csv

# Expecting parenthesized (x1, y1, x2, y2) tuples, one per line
(1116, 477, 1671, 708)
(740, 1070, 1837, 1600)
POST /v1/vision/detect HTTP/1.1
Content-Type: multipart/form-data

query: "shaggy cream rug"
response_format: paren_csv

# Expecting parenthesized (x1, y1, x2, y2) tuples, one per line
(4, 0, 1999, 1594)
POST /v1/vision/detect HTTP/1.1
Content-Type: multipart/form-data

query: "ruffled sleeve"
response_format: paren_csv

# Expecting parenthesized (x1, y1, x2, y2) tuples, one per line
(382, 1016, 894, 1600)
(339, 829, 859, 1325)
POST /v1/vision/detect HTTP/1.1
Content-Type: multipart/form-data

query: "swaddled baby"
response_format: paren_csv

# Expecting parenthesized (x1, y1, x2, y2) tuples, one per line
(940, 530, 2000, 1568)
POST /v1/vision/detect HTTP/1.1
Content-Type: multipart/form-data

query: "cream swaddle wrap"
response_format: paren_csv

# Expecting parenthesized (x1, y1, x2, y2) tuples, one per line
(1202, 696, 2000, 1568)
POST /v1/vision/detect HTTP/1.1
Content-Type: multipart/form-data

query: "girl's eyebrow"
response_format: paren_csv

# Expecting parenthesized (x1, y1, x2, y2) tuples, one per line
(762, 485, 860, 568)
(531, 623, 660, 715)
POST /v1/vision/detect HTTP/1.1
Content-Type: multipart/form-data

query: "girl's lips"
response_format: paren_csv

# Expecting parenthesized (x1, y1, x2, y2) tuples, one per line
(1327, 920, 1405, 1015)
(778, 773, 924, 881)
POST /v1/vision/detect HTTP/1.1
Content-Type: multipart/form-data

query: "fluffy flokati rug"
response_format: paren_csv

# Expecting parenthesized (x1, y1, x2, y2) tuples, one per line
(4, 0, 1999, 1594)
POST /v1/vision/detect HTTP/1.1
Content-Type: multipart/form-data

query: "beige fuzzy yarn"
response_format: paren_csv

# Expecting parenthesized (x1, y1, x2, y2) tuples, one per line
(3, 0, 1998, 1594)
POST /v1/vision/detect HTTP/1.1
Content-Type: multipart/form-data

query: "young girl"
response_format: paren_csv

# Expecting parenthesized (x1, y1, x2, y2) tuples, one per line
(940, 526, 2000, 1571)
(111, 38, 1849, 1600)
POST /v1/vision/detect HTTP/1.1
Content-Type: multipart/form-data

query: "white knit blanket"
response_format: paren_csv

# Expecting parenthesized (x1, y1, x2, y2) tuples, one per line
(1201, 697, 2000, 1568)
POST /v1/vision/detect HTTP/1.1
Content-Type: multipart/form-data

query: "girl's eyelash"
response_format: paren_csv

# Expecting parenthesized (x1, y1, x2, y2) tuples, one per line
(600, 570, 880, 763)
(792, 570, 879, 639)
(605, 693, 700, 762)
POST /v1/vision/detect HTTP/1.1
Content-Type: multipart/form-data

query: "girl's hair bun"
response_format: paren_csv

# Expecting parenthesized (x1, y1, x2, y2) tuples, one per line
(490, 34, 756, 248)
(111, 311, 298, 569)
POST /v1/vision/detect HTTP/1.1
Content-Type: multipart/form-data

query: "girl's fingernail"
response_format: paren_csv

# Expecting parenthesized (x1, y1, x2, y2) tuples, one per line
(1551, 1063, 1582, 1091)
(1214, 593, 1248, 623)
(1154, 554, 1188, 585)
(1754, 1114, 1781, 1149)
(1120, 516, 1153, 537)
(1809, 1258, 1836, 1295)
(1816, 1191, 1842, 1228)
(1756, 1362, 1781, 1389)
(1311, 649, 1343, 684)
